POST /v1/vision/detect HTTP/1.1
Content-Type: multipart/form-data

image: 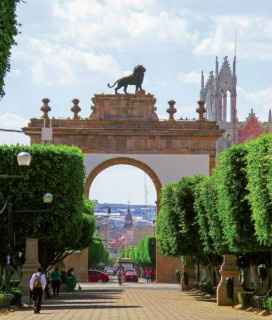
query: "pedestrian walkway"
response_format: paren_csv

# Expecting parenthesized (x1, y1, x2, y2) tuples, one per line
(2, 285, 269, 320)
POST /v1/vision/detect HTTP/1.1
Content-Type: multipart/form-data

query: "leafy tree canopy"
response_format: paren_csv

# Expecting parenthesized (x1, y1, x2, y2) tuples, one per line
(0, 0, 21, 97)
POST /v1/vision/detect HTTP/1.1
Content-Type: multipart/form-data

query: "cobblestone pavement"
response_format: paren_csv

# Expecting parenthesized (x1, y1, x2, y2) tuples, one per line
(2, 285, 271, 320)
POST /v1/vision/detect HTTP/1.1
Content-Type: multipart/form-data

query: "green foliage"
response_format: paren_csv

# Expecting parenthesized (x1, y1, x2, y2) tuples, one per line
(215, 144, 258, 252)
(194, 176, 226, 254)
(88, 236, 109, 267)
(0, 0, 21, 97)
(157, 177, 202, 256)
(174, 176, 203, 255)
(263, 296, 272, 311)
(120, 236, 155, 267)
(156, 183, 178, 256)
(246, 135, 272, 246)
(0, 144, 95, 268)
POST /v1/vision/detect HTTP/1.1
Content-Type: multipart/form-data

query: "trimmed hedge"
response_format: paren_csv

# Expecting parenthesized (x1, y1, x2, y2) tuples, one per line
(0, 144, 94, 268)
(174, 176, 203, 256)
(156, 183, 179, 256)
(215, 144, 258, 252)
(246, 135, 272, 246)
(120, 236, 156, 267)
(194, 176, 226, 254)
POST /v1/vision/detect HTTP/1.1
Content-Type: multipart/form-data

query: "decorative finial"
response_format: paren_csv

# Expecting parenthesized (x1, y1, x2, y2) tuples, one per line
(196, 100, 206, 121)
(41, 98, 51, 119)
(269, 109, 272, 123)
(167, 100, 177, 121)
(71, 98, 81, 120)
(215, 56, 219, 76)
(201, 71, 204, 89)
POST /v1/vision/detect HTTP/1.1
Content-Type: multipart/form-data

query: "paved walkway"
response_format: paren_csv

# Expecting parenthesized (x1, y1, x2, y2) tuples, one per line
(2, 285, 270, 320)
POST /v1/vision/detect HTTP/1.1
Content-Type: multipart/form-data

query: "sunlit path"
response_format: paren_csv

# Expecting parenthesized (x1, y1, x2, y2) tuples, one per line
(4, 284, 265, 320)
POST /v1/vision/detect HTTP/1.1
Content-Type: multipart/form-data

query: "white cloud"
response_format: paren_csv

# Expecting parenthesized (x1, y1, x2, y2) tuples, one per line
(18, 38, 120, 86)
(52, 0, 198, 50)
(177, 71, 200, 84)
(0, 113, 30, 145)
(238, 86, 272, 120)
(194, 15, 272, 60)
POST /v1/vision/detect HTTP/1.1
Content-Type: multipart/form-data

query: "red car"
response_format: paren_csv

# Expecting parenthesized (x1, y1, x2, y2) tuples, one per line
(88, 270, 109, 282)
(124, 269, 138, 282)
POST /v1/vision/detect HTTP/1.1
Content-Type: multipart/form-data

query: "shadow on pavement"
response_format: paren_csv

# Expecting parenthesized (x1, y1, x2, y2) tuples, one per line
(184, 290, 216, 303)
(19, 287, 142, 311)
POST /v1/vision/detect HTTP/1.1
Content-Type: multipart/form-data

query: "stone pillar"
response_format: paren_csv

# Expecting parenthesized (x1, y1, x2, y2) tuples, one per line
(217, 254, 241, 306)
(222, 94, 227, 122)
(21, 238, 40, 294)
(218, 95, 223, 121)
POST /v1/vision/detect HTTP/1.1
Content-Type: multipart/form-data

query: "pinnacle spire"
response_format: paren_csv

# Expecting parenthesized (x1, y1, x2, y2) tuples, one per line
(215, 56, 219, 77)
(268, 109, 272, 122)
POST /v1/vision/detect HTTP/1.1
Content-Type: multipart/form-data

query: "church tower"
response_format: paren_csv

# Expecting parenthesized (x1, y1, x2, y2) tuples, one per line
(200, 55, 238, 147)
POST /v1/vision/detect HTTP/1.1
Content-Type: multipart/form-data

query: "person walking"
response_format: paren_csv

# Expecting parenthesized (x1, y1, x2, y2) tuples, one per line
(29, 268, 47, 314)
(117, 265, 124, 285)
(51, 267, 61, 297)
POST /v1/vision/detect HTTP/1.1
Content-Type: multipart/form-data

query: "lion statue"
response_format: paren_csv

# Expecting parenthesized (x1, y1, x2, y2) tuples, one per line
(107, 65, 146, 94)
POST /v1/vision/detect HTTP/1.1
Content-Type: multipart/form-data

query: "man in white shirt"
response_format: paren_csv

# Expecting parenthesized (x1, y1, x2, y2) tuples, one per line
(29, 268, 47, 313)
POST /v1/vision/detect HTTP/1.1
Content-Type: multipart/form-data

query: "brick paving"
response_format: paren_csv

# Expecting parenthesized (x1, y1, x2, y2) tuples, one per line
(2, 285, 271, 320)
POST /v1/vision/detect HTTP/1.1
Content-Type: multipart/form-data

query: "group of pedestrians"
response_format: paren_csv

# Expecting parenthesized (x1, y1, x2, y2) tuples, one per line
(29, 267, 78, 314)
(143, 267, 152, 283)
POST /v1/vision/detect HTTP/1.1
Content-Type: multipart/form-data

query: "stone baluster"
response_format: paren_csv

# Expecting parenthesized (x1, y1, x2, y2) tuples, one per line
(71, 98, 81, 120)
(167, 100, 177, 121)
(40, 98, 51, 119)
(196, 100, 206, 121)
(21, 238, 40, 296)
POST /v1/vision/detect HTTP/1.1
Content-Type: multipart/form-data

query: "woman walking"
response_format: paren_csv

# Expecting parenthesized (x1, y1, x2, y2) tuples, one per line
(51, 267, 61, 297)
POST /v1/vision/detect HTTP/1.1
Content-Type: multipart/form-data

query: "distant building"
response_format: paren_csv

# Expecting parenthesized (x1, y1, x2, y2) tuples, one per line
(201, 56, 272, 151)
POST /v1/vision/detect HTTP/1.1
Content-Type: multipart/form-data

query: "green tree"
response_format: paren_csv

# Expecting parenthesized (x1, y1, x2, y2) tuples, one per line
(246, 134, 272, 246)
(0, 0, 21, 97)
(88, 236, 109, 267)
(215, 144, 258, 253)
(194, 176, 226, 255)
(156, 183, 178, 256)
(174, 176, 203, 256)
(0, 144, 95, 269)
(157, 177, 203, 257)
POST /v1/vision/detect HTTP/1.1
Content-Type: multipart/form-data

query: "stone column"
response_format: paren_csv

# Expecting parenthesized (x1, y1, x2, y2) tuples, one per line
(218, 95, 223, 121)
(217, 254, 241, 306)
(21, 238, 40, 294)
(222, 94, 227, 122)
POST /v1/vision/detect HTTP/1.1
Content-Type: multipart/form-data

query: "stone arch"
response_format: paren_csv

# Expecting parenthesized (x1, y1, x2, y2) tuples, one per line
(84, 157, 162, 206)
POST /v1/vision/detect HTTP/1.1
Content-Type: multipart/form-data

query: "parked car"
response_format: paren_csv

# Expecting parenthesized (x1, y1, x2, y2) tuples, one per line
(88, 270, 109, 282)
(104, 266, 115, 276)
(124, 269, 138, 282)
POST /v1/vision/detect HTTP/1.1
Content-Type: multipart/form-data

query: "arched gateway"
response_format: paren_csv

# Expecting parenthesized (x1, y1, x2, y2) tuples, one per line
(24, 92, 222, 283)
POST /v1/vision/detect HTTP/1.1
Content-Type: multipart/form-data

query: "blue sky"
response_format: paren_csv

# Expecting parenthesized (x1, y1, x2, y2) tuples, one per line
(0, 0, 272, 203)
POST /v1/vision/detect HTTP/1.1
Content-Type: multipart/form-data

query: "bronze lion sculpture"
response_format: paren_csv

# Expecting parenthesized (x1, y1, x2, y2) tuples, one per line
(107, 65, 146, 94)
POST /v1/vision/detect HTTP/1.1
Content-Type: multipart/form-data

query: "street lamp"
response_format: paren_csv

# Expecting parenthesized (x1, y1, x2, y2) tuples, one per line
(17, 152, 32, 167)
(43, 193, 54, 204)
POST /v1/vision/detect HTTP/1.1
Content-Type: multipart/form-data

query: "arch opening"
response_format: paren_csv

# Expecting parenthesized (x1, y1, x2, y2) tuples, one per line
(85, 157, 162, 273)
